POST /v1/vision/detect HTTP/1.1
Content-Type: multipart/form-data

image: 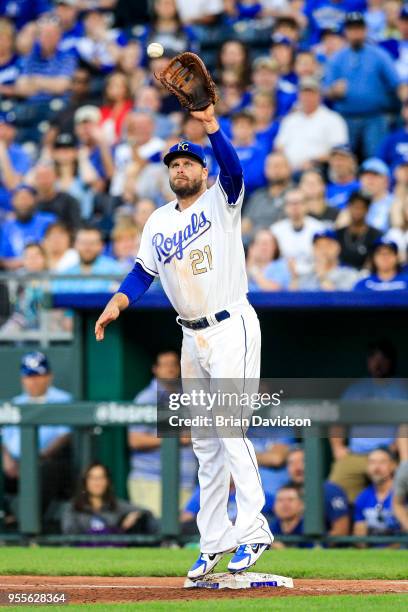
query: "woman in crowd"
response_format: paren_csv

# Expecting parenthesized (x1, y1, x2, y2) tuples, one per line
(354, 239, 408, 291)
(61, 462, 156, 538)
(100, 72, 133, 145)
(42, 222, 79, 272)
(111, 221, 140, 272)
(246, 228, 291, 291)
(216, 39, 252, 86)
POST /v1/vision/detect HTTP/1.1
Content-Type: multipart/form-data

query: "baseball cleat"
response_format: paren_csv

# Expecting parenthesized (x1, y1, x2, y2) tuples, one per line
(227, 543, 269, 573)
(187, 552, 224, 580)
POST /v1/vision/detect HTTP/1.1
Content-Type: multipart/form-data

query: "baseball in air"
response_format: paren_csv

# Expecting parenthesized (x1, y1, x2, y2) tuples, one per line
(147, 43, 164, 58)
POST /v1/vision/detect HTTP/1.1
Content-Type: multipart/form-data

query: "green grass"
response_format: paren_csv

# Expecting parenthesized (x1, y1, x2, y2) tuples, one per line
(0, 548, 407, 579)
(11, 595, 408, 611)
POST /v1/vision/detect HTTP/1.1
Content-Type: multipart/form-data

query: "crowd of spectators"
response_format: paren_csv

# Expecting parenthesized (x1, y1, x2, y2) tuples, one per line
(1, 1, 408, 320)
(2, 346, 408, 545)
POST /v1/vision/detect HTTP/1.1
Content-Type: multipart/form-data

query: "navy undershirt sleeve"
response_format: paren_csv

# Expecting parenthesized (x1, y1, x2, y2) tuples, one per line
(208, 128, 243, 205)
(117, 262, 154, 305)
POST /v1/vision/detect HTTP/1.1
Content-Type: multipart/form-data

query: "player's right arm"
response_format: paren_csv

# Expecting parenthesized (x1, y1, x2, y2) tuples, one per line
(95, 263, 155, 341)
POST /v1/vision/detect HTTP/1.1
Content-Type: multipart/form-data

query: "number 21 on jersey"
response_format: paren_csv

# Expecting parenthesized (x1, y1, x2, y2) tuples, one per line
(190, 245, 213, 275)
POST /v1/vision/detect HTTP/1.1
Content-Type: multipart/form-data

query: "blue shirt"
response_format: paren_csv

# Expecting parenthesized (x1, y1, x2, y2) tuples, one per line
(0, 143, 33, 211)
(326, 180, 360, 209)
(0, 54, 21, 87)
(354, 485, 399, 535)
(324, 43, 399, 115)
(342, 377, 408, 453)
(59, 21, 85, 54)
(304, 0, 366, 44)
(0, 212, 56, 259)
(129, 379, 196, 488)
(52, 255, 123, 294)
(21, 43, 76, 102)
(0, 0, 50, 29)
(251, 430, 295, 496)
(354, 273, 408, 292)
(324, 481, 349, 527)
(378, 128, 408, 171)
(255, 121, 280, 153)
(2, 385, 72, 460)
(269, 516, 314, 547)
(234, 143, 267, 195)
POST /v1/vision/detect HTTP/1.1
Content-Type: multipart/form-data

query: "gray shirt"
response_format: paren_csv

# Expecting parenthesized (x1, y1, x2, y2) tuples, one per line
(61, 499, 142, 535)
(297, 266, 360, 291)
(244, 186, 289, 233)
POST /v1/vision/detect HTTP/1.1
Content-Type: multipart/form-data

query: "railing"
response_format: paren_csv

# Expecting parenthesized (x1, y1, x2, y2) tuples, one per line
(0, 400, 407, 545)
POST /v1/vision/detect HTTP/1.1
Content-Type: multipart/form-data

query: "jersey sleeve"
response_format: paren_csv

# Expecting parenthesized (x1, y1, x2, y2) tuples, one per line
(135, 217, 159, 276)
(208, 129, 244, 208)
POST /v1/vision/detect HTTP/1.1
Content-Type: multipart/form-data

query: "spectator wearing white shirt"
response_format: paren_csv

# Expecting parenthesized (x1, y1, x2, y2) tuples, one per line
(175, 0, 224, 24)
(271, 188, 324, 275)
(275, 76, 348, 171)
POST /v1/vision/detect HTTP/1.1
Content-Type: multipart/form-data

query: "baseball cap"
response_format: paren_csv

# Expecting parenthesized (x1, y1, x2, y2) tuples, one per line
(54, 132, 77, 148)
(347, 189, 371, 207)
(299, 76, 320, 91)
(371, 237, 398, 254)
(20, 352, 51, 377)
(55, 0, 77, 5)
(360, 158, 390, 177)
(313, 229, 338, 243)
(321, 25, 344, 37)
(330, 144, 354, 157)
(74, 105, 101, 124)
(163, 141, 207, 167)
(345, 12, 366, 27)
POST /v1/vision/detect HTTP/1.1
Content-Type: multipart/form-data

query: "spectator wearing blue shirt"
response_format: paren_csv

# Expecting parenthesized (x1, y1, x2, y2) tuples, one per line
(380, 5, 408, 87)
(0, 111, 32, 213)
(326, 145, 360, 209)
(251, 57, 297, 120)
(325, 12, 400, 158)
(16, 15, 76, 104)
(287, 447, 350, 537)
(54, 0, 84, 54)
(378, 99, 408, 171)
(353, 237, 408, 291)
(128, 351, 196, 518)
(270, 34, 297, 88)
(354, 448, 400, 545)
(330, 339, 408, 501)
(231, 111, 267, 195)
(1, 351, 72, 513)
(0, 185, 56, 269)
(252, 91, 280, 153)
(0, 0, 50, 30)
(76, 9, 127, 74)
(53, 225, 122, 294)
(269, 485, 314, 548)
(0, 18, 22, 99)
(359, 158, 394, 232)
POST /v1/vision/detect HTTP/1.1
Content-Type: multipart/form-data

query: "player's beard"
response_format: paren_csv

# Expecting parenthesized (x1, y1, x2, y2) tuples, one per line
(169, 177, 203, 198)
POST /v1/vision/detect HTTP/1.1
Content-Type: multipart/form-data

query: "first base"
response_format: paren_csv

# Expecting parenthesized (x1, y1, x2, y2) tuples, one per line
(184, 572, 294, 590)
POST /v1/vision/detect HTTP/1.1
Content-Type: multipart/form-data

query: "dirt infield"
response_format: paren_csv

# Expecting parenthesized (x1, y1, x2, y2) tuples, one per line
(0, 576, 407, 603)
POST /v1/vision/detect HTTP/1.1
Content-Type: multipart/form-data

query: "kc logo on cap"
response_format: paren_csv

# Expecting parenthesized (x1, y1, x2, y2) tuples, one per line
(178, 141, 189, 151)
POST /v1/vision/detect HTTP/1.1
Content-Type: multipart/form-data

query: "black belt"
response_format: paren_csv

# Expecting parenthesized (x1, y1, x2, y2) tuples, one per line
(179, 310, 230, 330)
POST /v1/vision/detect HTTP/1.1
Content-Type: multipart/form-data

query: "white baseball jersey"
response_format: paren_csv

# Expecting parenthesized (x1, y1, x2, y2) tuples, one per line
(136, 179, 247, 320)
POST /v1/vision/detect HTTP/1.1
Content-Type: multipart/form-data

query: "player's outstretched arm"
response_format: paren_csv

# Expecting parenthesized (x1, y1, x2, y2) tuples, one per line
(191, 104, 243, 205)
(95, 292, 129, 341)
(95, 262, 155, 341)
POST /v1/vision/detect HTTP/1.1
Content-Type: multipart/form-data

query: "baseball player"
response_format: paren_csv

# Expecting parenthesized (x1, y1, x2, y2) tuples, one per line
(95, 104, 273, 578)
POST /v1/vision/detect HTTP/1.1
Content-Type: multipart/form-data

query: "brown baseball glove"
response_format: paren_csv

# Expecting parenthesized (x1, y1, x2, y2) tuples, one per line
(156, 52, 218, 111)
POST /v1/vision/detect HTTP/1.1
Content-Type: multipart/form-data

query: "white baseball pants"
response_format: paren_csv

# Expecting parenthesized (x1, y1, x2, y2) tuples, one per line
(180, 302, 274, 553)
